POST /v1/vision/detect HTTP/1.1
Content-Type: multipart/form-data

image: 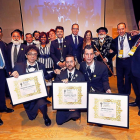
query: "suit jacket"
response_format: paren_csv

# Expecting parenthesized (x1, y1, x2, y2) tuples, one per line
(0, 41, 10, 72)
(50, 38, 72, 69)
(65, 35, 83, 63)
(6, 43, 27, 72)
(79, 61, 110, 92)
(131, 45, 140, 78)
(13, 61, 55, 80)
(111, 33, 140, 57)
(55, 68, 85, 82)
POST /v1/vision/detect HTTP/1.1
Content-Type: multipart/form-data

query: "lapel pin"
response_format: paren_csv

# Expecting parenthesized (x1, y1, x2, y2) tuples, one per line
(93, 75, 96, 77)
(64, 45, 66, 47)
(129, 36, 131, 40)
(75, 74, 78, 77)
(21, 48, 23, 50)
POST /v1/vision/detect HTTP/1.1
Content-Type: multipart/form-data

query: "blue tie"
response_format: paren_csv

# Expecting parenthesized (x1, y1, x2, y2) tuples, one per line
(0, 51, 4, 67)
(74, 36, 78, 49)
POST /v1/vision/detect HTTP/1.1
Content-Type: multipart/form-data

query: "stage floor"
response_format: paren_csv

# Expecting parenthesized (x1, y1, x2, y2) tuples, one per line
(0, 76, 140, 140)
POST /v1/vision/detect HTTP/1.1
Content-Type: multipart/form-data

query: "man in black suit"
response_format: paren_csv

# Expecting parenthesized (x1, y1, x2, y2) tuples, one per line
(6, 30, 27, 74)
(65, 23, 83, 64)
(55, 55, 85, 125)
(111, 23, 139, 104)
(0, 27, 7, 46)
(80, 45, 111, 93)
(50, 26, 72, 69)
(11, 45, 60, 126)
(0, 41, 14, 121)
(131, 43, 140, 115)
(24, 33, 35, 46)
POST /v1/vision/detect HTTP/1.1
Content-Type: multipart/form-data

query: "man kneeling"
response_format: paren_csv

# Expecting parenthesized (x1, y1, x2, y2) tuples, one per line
(55, 55, 85, 125)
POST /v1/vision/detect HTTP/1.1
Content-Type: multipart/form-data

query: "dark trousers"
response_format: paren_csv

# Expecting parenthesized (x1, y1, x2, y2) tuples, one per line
(0, 69, 6, 110)
(116, 57, 131, 95)
(131, 75, 140, 108)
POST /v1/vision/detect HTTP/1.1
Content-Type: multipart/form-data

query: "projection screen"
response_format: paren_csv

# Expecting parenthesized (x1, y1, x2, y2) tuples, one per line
(20, 0, 105, 37)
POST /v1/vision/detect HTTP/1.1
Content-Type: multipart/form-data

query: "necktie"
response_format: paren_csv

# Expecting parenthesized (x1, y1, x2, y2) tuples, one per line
(74, 36, 78, 49)
(87, 66, 91, 76)
(68, 73, 72, 81)
(28, 65, 37, 69)
(120, 36, 124, 50)
(0, 52, 4, 67)
(14, 45, 17, 64)
(59, 39, 62, 48)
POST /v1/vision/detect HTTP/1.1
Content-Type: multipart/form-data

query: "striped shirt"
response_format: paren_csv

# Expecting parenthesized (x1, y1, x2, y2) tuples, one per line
(36, 43, 54, 69)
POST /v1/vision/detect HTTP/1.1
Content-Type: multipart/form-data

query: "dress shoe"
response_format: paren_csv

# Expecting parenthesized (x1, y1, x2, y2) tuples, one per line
(46, 100, 51, 104)
(0, 119, 3, 126)
(129, 102, 137, 107)
(44, 116, 51, 126)
(138, 110, 140, 116)
(0, 107, 14, 113)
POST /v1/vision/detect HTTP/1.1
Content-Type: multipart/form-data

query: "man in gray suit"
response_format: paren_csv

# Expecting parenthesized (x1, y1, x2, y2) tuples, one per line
(55, 55, 85, 125)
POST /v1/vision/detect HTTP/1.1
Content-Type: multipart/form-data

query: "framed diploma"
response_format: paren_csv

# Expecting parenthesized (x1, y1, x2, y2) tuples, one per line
(52, 82, 87, 109)
(6, 70, 47, 105)
(87, 93, 129, 128)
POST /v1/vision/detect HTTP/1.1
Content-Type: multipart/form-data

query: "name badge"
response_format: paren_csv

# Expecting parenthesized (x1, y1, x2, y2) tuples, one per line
(118, 50, 123, 58)
(128, 46, 137, 56)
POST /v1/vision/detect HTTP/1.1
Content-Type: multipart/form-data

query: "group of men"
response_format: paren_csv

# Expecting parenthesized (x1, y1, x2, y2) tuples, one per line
(0, 22, 140, 126)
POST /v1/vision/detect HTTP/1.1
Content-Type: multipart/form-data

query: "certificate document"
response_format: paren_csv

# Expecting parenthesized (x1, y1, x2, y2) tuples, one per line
(88, 93, 129, 128)
(52, 82, 87, 109)
(7, 70, 47, 105)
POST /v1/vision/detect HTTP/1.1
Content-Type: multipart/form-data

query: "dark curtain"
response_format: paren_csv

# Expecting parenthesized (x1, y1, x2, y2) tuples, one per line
(132, 0, 140, 28)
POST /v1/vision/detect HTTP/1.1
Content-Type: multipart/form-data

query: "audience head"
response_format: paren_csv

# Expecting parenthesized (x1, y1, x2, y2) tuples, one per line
(117, 22, 126, 36)
(48, 29, 56, 41)
(71, 23, 79, 36)
(96, 27, 108, 39)
(25, 33, 33, 44)
(65, 55, 76, 72)
(11, 30, 22, 45)
(39, 32, 48, 44)
(25, 45, 40, 64)
(83, 45, 94, 65)
(55, 26, 64, 39)
(33, 30, 40, 41)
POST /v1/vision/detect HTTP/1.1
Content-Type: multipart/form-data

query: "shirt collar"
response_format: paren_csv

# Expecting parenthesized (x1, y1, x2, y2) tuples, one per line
(86, 61, 95, 72)
(72, 34, 78, 38)
(57, 38, 63, 43)
(67, 68, 75, 77)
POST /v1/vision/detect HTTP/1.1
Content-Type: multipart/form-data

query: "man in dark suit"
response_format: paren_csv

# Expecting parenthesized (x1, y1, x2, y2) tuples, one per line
(24, 33, 36, 46)
(50, 26, 72, 69)
(65, 23, 83, 64)
(111, 23, 139, 104)
(80, 45, 111, 93)
(131, 43, 140, 115)
(55, 55, 85, 125)
(0, 41, 14, 123)
(11, 45, 60, 126)
(6, 30, 27, 73)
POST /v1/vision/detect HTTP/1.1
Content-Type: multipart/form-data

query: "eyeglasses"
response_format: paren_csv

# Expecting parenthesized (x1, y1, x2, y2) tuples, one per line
(27, 53, 38, 56)
(72, 28, 79, 30)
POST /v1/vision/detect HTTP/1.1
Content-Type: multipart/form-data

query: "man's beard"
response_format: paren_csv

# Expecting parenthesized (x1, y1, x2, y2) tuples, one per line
(98, 34, 106, 39)
(12, 38, 22, 45)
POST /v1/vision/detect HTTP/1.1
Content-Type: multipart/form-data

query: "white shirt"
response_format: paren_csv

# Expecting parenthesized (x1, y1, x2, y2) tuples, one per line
(86, 61, 95, 73)
(72, 34, 79, 44)
(27, 42, 33, 46)
(58, 38, 63, 43)
(11, 44, 20, 68)
(118, 34, 130, 58)
(26, 61, 38, 73)
(99, 38, 104, 43)
(67, 68, 75, 81)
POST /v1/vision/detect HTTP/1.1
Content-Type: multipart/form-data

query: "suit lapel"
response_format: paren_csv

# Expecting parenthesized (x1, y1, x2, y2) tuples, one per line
(55, 39, 59, 49)
(17, 44, 24, 60)
(70, 35, 75, 48)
